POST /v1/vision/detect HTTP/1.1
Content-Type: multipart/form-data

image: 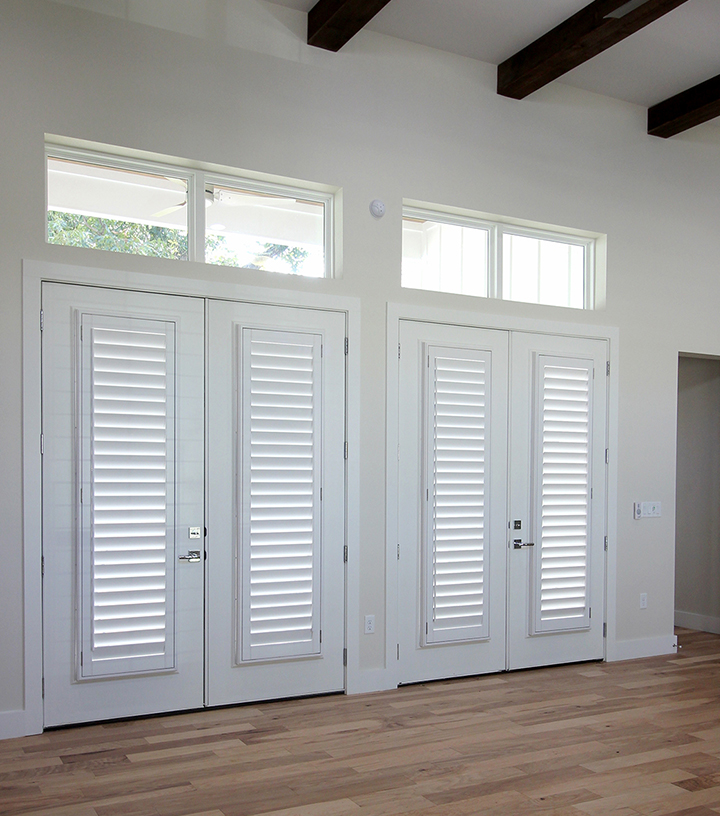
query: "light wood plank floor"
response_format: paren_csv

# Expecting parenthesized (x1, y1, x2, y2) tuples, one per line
(3, 629, 720, 816)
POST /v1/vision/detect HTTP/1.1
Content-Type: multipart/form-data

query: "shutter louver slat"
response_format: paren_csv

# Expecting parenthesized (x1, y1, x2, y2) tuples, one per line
(425, 348, 490, 643)
(533, 358, 592, 633)
(240, 329, 322, 662)
(81, 318, 176, 677)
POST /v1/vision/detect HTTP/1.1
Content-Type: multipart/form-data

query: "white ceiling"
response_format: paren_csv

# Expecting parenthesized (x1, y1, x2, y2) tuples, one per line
(47, 0, 720, 111)
(271, 0, 720, 109)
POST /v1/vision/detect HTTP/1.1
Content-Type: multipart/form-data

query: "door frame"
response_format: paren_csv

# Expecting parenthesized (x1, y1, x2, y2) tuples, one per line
(386, 302, 619, 687)
(21, 258, 360, 737)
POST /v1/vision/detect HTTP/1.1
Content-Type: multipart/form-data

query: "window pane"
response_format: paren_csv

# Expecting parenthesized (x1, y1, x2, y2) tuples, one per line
(205, 185, 325, 277)
(503, 233, 585, 308)
(402, 218, 488, 297)
(47, 157, 188, 260)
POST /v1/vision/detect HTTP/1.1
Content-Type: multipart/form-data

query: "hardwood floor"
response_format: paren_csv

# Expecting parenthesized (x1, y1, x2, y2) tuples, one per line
(3, 629, 720, 816)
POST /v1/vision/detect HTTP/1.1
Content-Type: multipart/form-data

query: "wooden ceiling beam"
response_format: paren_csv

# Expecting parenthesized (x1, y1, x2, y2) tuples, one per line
(308, 0, 393, 52)
(648, 74, 720, 137)
(497, 0, 690, 100)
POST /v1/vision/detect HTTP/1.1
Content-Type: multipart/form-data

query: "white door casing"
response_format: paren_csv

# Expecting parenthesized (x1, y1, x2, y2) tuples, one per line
(206, 300, 346, 706)
(42, 283, 205, 727)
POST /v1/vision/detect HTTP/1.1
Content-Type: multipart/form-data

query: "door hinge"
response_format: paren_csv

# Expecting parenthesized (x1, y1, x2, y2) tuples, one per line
(41, 556, 45, 576)
(603, 622, 607, 638)
(320, 630, 322, 644)
(40, 433, 44, 455)
(344, 337, 349, 355)
(605, 449, 609, 464)
(344, 544, 348, 563)
(41, 677, 45, 698)
(397, 541, 400, 560)
(398, 343, 401, 360)
(606, 361, 610, 376)
(343, 648, 347, 667)
(589, 607, 592, 619)
(40, 309, 44, 332)
(604, 535, 608, 551)
(344, 441, 348, 460)
(320, 344, 324, 358)
(396, 644, 400, 660)
(320, 487, 323, 501)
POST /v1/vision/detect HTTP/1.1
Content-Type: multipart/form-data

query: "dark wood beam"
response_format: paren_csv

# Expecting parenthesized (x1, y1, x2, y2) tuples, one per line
(497, 0, 690, 100)
(308, 0, 393, 52)
(648, 74, 720, 137)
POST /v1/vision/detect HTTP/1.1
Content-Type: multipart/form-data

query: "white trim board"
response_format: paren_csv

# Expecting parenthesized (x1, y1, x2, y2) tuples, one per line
(0, 711, 32, 742)
(608, 635, 678, 662)
(385, 301, 621, 685)
(20, 258, 361, 739)
(675, 611, 720, 635)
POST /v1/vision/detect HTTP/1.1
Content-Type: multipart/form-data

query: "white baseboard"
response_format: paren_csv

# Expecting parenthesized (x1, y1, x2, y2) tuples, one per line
(675, 610, 720, 634)
(607, 634, 678, 662)
(0, 710, 32, 741)
(346, 668, 395, 696)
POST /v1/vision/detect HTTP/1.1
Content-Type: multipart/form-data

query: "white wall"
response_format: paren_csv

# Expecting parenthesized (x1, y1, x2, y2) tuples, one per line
(675, 356, 720, 632)
(4, 0, 720, 733)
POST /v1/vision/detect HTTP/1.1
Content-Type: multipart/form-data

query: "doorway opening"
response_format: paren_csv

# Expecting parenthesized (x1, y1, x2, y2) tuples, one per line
(675, 353, 720, 634)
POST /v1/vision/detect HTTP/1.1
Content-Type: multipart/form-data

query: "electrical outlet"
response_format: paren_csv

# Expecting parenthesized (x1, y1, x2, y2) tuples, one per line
(640, 593, 648, 609)
(364, 615, 375, 634)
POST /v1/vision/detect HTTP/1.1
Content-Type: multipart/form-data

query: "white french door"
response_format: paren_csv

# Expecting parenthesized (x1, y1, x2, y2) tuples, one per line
(42, 283, 347, 726)
(396, 320, 607, 683)
(206, 300, 346, 705)
(42, 284, 205, 726)
(507, 332, 607, 670)
(397, 321, 509, 683)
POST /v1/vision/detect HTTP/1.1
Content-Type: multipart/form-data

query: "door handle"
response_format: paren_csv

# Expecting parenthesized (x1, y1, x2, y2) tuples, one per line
(513, 539, 535, 549)
(178, 550, 202, 563)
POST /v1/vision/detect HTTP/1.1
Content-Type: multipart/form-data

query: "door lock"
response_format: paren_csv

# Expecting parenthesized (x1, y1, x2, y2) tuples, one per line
(513, 539, 535, 549)
(179, 550, 201, 562)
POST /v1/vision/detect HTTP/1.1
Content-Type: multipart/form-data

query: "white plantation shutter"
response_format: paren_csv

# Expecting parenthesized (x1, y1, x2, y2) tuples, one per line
(239, 328, 322, 662)
(80, 315, 176, 677)
(424, 346, 490, 644)
(532, 355, 593, 633)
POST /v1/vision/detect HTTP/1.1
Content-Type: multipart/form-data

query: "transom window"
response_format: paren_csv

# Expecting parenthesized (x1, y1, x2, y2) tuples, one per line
(46, 145, 333, 278)
(402, 207, 596, 309)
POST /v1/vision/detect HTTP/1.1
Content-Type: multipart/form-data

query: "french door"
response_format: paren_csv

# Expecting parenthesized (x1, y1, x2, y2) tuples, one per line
(206, 300, 346, 705)
(42, 284, 206, 726)
(42, 283, 346, 727)
(396, 319, 607, 683)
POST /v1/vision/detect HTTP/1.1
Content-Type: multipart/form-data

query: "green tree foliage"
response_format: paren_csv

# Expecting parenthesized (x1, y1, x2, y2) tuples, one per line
(48, 211, 188, 260)
(49, 211, 312, 275)
(205, 233, 310, 274)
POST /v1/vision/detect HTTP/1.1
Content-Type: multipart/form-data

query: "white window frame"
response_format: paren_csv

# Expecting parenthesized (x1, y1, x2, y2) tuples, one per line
(46, 145, 198, 259)
(403, 206, 596, 310)
(204, 172, 333, 277)
(45, 144, 335, 278)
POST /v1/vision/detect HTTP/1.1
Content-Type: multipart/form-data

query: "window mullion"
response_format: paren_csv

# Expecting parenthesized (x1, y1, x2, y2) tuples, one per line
(490, 225, 501, 301)
(189, 171, 205, 264)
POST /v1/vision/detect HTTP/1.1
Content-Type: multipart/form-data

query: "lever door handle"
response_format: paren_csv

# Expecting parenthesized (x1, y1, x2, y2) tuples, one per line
(513, 539, 535, 549)
(179, 550, 201, 562)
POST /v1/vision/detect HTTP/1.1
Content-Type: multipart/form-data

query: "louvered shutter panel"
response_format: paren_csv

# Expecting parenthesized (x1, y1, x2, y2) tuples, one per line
(80, 315, 176, 677)
(532, 355, 593, 633)
(424, 346, 490, 644)
(239, 328, 322, 662)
